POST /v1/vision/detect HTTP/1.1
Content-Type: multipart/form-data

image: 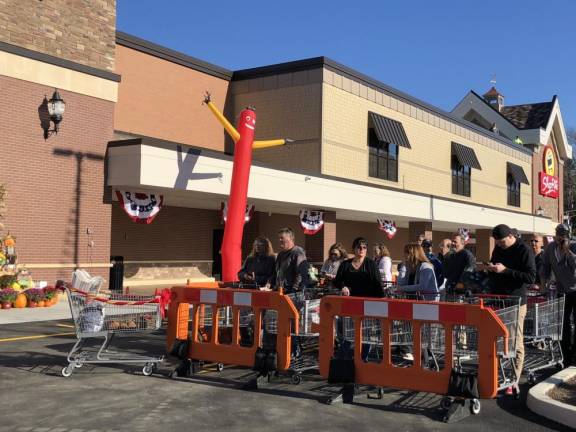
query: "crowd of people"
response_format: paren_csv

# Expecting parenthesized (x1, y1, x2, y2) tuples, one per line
(238, 223, 576, 371)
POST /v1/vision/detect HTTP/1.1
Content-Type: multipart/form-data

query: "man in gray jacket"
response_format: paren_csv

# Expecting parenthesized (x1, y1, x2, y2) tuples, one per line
(541, 224, 576, 366)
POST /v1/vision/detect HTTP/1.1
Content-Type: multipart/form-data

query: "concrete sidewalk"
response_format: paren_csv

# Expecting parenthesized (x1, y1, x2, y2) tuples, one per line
(0, 296, 71, 324)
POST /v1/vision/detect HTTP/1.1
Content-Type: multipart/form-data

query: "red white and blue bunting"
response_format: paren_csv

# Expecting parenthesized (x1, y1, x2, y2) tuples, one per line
(221, 202, 255, 224)
(458, 227, 471, 243)
(299, 210, 324, 235)
(377, 218, 397, 239)
(116, 191, 164, 224)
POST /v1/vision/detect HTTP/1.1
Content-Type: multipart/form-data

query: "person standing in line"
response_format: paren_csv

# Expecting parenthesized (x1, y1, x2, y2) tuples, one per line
(238, 237, 276, 287)
(267, 227, 309, 294)
(437, 238, 453, 264)
(397, 243, 439, 301)
(422, 239, 444, 290)
(541, 224, 576, 366)
(373, 242, 393, 286)
(320, 242, 347, 287)
(529, 234, 544, 289)
(333, 237, 383, 298)
(443, 233, 476, 294)
(485, 224, 536, 383)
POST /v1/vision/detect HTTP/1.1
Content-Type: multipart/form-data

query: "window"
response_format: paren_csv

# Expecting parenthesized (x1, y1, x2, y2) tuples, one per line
(451, 156, 471, 197)
(507, 174, 521, 207)
(368, 129, 398, 182)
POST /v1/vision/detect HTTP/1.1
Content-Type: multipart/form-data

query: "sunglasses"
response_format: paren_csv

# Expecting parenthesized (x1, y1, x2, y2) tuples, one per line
(356, 245, 368, 250)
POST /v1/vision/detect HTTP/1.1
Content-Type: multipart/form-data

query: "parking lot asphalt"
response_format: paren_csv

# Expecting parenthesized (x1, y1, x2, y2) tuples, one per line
(0, 320, 573, 432)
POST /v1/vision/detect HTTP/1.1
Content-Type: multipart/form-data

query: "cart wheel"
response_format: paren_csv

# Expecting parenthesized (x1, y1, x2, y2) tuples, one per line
(470, 398, 481, 415)
(216, 363, 224, 372)
(557, 362, 564, 370)
(512, 386, 520, 400)
(291, 373, 302, 385)
(142, 363, 154, 376)
(61, 366, 73, 378)
(440, 396, 453, 410)
(527, 374, 536, 385)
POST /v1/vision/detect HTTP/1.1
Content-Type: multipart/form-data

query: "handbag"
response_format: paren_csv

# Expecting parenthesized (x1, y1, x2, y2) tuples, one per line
(447, 369, 479, 399)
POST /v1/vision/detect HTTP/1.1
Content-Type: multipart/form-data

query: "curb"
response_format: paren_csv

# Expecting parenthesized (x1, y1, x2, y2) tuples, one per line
(527, 366, 576, 428)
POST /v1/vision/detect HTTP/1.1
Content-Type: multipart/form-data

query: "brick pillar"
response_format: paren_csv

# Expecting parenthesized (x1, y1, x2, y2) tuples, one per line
(475, 229, 495, 262)
(305, 211, 336, 264)
(408, 221, 433, 243)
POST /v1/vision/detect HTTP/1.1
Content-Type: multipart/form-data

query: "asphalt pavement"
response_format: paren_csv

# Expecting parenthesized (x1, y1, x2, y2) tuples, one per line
(0, 320, 573, 432)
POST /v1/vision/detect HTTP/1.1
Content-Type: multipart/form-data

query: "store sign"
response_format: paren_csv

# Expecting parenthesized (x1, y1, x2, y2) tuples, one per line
(539, 146, 559, 199)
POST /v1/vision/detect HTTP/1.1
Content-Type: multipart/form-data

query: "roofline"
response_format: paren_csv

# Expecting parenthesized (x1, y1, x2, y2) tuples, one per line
(116, 31, 233, 81)
(234, 57, 532, 155)
(469, 90, 521, 130)
(0, 39, 121, 82)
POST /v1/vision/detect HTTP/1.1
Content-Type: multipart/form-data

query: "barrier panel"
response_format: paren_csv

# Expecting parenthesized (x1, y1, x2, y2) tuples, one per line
(167, 283, 299, 371)
(317, 296, 508, 399)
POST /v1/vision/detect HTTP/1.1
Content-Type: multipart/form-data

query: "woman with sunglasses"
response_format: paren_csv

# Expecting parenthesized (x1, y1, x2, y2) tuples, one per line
(333, 237, 383, 297)
(320, 242, 347, 286)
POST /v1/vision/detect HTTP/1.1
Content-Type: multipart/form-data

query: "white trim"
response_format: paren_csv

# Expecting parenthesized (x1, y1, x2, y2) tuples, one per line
(200, 289, 217, 304)
(413, 304, 439, 321)
(364, 301, 388, 318)
(234, 292, 252, 307)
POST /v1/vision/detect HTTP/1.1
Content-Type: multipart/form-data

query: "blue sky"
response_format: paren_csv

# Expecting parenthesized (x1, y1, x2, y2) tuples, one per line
(118, 0, 576, 132)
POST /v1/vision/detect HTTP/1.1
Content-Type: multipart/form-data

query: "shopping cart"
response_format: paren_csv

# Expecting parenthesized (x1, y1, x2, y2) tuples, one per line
(70, 269, 105, 294)
(523, 293, 565, 383)
(62, 288, 164, 377)
(262, 296, 320, 384)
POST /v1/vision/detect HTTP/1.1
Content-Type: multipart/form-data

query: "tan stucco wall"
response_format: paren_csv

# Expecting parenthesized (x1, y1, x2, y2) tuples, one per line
(321, 79, 532, 213)
(230, 69, 323, 172)
(114, 45, 230, 151)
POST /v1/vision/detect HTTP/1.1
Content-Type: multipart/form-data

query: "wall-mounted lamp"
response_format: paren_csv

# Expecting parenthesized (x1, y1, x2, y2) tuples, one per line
(536, 206, 544, 217)
(44, 89, 66, 139)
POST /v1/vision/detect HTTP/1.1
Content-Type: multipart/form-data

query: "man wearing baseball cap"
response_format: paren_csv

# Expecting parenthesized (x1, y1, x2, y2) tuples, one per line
(486, 224, 536, 382)
(541, 224, 576, 366)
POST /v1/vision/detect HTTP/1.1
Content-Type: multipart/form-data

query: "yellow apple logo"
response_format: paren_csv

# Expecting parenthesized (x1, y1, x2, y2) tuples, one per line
(544, 147, 555, 176)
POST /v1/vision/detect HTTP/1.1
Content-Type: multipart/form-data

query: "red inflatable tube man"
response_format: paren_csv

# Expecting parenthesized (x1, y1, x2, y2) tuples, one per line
(204, 93, 290, 283)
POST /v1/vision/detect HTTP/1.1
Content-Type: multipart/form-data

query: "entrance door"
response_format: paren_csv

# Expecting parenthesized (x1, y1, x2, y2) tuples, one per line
(212, 229, 224, 280)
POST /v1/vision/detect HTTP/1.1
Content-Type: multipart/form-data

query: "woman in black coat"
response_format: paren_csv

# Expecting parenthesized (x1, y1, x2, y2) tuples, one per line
(333, 237, 383, 297)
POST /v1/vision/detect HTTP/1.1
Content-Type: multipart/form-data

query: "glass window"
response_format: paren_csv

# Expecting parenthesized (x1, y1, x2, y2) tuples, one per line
(507, 173, 521, 207)
(451, 156, 471, 197)
(368, 129, 398, 182)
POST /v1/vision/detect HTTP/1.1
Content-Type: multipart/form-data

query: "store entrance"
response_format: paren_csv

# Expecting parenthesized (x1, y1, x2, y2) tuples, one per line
(212, 229, 224, 280)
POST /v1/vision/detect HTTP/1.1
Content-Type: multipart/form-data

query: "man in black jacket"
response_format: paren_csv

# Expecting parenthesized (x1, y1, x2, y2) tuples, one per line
(443, 233, 476, 295)
(486, 224, 536, 382)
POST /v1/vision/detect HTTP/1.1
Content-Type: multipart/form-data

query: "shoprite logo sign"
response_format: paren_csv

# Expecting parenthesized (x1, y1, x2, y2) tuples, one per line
(539, 146, 559, 198)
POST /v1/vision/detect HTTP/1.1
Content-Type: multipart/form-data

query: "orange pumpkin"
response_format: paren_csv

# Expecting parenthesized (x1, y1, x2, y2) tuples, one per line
(37, 300, 45, 307)
(13, 293, 27, 308)
(3, 236, 15, 247)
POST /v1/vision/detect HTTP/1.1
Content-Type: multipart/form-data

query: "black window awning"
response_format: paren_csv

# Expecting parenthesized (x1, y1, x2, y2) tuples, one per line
(451, 142, 481, 170)
(369, 112, 411, 149)
(507, 162, 530, 185)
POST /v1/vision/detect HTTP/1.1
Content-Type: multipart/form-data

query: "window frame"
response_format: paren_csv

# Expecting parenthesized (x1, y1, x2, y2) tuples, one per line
(507, 173, 521, 207)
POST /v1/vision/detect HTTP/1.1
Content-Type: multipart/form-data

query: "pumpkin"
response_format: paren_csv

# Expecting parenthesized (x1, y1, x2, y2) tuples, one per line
(13, 293, 27, 308)
(37, 300, 45, 307)
(3, 236, 15, 247)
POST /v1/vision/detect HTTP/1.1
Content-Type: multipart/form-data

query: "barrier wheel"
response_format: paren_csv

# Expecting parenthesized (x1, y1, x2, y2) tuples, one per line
(61, 366, 73, 378)
(142, 363, 154, 376)
(291, 373, 302, 385)
(470, 399, 481, 415)
(216, 363, 224, 372)
(440, 397, 453, 410)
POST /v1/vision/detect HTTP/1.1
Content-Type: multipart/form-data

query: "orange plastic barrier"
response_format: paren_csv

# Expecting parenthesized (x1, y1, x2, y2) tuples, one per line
(167, 283, 299, 371)
(317, 296, 508, 399)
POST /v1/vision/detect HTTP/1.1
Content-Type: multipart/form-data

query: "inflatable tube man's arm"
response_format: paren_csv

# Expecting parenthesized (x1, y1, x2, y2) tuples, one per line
(204, 93, 240, 142)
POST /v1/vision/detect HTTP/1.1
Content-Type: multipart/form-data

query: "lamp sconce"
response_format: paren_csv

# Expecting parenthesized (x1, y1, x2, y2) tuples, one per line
(43, 89, 66, 139)
(536, 206, 544, 217)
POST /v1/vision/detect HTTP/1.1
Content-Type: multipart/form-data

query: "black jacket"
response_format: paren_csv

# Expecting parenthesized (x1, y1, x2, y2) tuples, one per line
(489, 239, 536, 304)
(270, 246, 308, 293)
(333, 257, 383, 298)
(238, 255, 276, 287)
(443, 249, 476, 287)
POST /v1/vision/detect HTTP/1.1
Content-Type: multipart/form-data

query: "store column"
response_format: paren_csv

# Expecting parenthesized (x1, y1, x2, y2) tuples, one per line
(408, 221, 433, 243)
(304, 211, 336, 265)
(475, 229, 495, 262)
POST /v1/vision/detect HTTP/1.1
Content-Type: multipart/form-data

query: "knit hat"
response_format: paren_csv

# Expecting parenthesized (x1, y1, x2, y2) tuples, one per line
(555, 224, 570, 237)
(492, 224, 512, 240)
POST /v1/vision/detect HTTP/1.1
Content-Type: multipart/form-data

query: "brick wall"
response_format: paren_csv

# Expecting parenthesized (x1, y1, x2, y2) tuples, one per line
(0, 75, 114, 283)
(0, 0, 116, 71)
(110, 205, 222, 261)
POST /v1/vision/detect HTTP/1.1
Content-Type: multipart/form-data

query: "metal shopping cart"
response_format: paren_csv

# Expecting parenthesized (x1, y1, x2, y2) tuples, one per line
(523, 293, 565, 383)
(262, 295, 321, 384)
(62, 288, 164, 377)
